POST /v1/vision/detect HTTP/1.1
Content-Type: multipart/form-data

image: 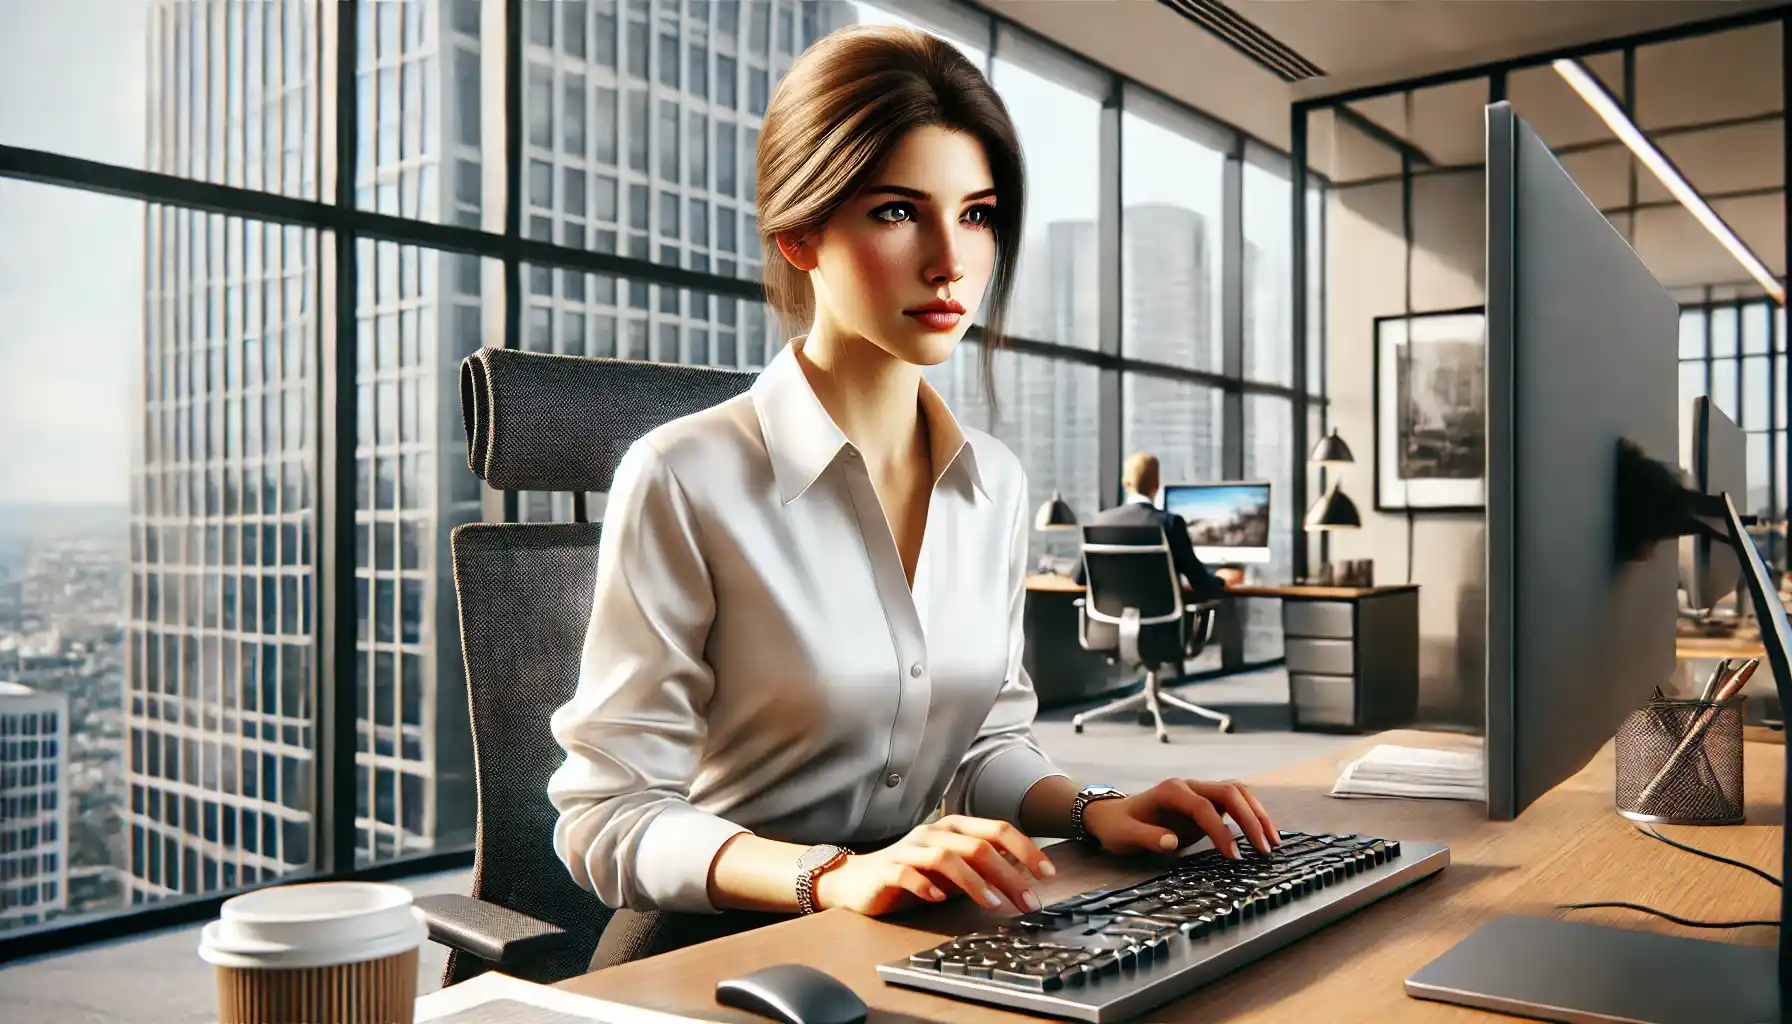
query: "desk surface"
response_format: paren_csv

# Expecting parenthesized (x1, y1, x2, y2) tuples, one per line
(558, 730, 1783, 1022)
(1023, 572, 1416, 601)
(1676, 634, 1769, 660)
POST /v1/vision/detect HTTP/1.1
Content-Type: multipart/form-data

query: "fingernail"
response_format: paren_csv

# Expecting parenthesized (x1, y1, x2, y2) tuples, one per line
(1159, 834, 1179, 851)
(1038, 860, 1057, 878)
(926, 886, 945, 901)
(982, 888, 1002, 909)
(1023, 890, 1041, 912)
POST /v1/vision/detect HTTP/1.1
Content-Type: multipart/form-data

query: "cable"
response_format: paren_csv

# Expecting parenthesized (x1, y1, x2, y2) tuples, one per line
(1635, 823, 1781, 888)
(1557, 901, 1776, 929)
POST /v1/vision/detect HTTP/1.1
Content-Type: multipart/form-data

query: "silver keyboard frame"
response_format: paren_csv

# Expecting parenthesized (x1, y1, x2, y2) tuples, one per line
(876, 840, 1451, 1023)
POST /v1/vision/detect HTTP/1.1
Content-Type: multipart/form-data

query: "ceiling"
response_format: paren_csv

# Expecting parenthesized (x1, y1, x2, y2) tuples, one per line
(984, 0, 1787, 295)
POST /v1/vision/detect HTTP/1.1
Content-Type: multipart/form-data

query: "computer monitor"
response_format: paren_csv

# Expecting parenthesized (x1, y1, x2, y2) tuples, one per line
(1406, 99, 1788, 1024)
(1159, 482, 1271, 564)
(1679, 396, 1745, 612)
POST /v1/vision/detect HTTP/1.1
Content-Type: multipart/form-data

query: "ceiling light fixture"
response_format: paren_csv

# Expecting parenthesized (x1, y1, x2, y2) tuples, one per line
(1552, 57, 1785, 304)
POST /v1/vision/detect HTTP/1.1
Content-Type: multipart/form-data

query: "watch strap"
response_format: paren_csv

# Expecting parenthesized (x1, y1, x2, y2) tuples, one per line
(795, 844, 849, 915)
(1070, 787, 1126, 843)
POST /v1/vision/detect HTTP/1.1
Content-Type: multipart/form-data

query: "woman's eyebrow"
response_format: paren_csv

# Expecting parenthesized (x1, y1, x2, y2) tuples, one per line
(862, 185, 998, 202)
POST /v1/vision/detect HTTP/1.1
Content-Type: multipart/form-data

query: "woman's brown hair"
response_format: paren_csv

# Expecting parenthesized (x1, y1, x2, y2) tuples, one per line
(755, 24, 1024, 409)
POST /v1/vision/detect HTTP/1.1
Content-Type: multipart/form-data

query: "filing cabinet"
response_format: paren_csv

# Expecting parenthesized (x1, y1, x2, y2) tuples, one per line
(1277, 585, 1420, 733)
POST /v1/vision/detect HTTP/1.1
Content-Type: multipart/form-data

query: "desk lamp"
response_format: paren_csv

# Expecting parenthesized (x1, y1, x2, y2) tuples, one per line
(1303, 429, 1361, 530)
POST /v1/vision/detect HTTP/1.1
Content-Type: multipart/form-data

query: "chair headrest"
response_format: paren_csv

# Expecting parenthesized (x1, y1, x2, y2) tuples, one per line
(459, 347, 755, 494)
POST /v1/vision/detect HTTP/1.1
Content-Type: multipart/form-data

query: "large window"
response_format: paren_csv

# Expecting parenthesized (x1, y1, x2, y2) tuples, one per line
(1122, 90, 1227, 373)
(0, 0, 1325, 949)
(988, 29, 1102, 350)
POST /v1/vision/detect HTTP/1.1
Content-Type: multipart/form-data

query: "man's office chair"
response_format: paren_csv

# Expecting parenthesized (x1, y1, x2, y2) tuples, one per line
(410, 347, 754, 987)
(1070, 524, 1234, 740)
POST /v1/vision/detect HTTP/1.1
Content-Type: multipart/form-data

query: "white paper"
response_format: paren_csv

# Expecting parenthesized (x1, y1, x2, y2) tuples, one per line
(1328, 744, 1486, 802)
(415, 970, 719, 1024)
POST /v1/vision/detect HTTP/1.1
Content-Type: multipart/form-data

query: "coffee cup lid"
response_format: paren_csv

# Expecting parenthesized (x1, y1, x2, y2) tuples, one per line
(198, 881, 428, 970)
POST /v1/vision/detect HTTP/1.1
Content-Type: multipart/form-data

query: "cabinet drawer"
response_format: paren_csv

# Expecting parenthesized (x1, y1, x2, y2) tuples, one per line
(1290, 673, 1357, 728)
(1286, 638, 1355, 676)
(1284, 600, 1354, 639)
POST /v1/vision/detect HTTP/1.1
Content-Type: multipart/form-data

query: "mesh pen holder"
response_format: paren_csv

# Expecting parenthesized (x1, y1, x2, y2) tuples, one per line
(1615, 696, 1746, 826)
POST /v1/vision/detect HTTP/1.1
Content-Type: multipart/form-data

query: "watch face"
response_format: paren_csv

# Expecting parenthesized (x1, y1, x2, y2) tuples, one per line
(797, 844, 845, 872)
(1082, 785, 1123, 799)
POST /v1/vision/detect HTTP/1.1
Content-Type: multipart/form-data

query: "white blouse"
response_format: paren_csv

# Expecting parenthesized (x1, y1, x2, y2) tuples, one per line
(546, 338, 1069, 915)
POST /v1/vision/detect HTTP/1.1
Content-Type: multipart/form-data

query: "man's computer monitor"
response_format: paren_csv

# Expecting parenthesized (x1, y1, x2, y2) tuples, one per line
(1680, 396, 1745, 612)
(1160, 482, 1271, 564)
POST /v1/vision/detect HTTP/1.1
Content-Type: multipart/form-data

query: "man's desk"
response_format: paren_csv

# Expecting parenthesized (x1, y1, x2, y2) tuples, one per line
(558, 730, 1783, 1022)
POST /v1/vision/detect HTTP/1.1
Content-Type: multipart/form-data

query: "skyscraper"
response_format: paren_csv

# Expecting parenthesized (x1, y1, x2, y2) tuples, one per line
(0, 681, 70, 931)
(126, 0, 858, 904)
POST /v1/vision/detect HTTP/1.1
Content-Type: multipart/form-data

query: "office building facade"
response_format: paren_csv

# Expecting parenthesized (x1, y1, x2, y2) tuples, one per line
(0, 682, 70, 930)
(125, 0, 863, 902)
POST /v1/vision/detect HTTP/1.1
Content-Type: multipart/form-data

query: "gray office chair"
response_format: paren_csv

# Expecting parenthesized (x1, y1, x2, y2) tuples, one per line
(412, 347, 754, 986)
(1070, 524, 1234, 740)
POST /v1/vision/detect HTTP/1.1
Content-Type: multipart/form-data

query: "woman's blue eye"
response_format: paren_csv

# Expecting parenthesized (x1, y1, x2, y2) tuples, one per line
(963, 205, 995, 227)
(871, 203, 915, 223)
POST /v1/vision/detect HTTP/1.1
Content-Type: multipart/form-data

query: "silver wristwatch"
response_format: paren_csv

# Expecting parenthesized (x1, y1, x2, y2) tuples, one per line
(1070, 785, 1127, 843)
(795, 844, 849, 915)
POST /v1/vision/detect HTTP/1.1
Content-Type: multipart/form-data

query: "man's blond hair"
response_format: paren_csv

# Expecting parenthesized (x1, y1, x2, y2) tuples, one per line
(1123, 452, 1161, 499)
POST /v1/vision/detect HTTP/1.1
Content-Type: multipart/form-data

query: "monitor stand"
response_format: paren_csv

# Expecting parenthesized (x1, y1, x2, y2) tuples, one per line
(1409, 484, 1786, 1023)
(1405, 914, 1777, 1023)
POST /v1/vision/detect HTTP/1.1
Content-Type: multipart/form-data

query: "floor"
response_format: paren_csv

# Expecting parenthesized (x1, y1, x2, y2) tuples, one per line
(0, 667, 1360, 1024)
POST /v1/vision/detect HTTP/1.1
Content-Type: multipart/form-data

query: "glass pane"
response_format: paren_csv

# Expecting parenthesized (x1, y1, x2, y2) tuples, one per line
(0, 179, 326, 930)
(1306, 185, 1325, 393)
(1243, 150, 1293, 386)
(1712, 306, 1738, 357)
(1746, 432, 1770, 518)
(354, 242, 495, 867)
(1122, 98, 1226, 372)
(522, 265, 778, 371)
(3, 0, 322, 199)
(1243, 396, 1293, 660)
(1744, 355, 1770, 431)
(1680, 361, 1707, 414)
(921, 343, 1101, 567)
(358, 0, 489, 224)
(1742, 302, 1771, 355)
(1121, 375, 1224, 498)
(1713, 357, 1739, 423)
(989, 45, 1100, 349)
(1678, 309, 1705, 359)
(1306, 401, 1325, 578)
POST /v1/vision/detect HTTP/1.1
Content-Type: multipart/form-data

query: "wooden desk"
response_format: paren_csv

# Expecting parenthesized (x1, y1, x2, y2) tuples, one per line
(558, 730, 1783, 1022)
(1676, 634, 1768, 661)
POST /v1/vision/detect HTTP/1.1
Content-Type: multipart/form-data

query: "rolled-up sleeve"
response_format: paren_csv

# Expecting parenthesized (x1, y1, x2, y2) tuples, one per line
(547, 438, 750, 914)
(943, 489, 1069, 825)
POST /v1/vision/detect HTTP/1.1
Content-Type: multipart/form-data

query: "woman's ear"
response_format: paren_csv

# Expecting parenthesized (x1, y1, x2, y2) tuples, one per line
(775, 231, 820, 272)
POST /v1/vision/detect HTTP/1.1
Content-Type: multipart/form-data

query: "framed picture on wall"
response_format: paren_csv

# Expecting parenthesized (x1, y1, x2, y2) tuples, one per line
(1374, 307, 1487, 512)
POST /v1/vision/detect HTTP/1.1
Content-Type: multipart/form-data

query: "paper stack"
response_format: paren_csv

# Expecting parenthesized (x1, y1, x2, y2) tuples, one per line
(1328, 744, 1485, 802)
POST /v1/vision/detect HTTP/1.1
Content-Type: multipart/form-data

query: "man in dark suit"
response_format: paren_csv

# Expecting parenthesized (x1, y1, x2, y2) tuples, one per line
(1074, 452, 1237, 599)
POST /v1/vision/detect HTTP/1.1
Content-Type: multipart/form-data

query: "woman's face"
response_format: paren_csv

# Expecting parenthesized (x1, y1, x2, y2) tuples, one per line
(783, 124, 1000, 367)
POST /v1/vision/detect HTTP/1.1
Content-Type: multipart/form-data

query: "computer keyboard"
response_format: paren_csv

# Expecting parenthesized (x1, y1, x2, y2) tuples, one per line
(876, 830, 1450, 1023)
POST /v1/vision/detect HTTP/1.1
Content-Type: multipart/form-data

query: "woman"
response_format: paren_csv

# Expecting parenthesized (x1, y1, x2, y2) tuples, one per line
(548, 23, 1280, 970)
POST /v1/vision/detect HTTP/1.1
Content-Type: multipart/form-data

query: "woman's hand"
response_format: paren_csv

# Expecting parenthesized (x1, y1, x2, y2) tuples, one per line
(813, 815, 1058, 917)
(1080, 778, 1278, 860)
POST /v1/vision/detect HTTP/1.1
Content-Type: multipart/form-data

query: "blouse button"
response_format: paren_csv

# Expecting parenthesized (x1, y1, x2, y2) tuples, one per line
(886, 773, 902, 788)
(909, 663, 923, 678)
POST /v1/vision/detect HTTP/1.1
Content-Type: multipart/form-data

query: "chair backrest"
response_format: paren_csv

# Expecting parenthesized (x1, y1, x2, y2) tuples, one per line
(445, 521, 606, 986)
(448, 348, 755, 985)
(1079, 524, 1189, 666)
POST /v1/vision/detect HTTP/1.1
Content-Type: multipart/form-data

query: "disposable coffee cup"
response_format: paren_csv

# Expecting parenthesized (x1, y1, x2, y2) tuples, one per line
(198, 881, 428, 1024)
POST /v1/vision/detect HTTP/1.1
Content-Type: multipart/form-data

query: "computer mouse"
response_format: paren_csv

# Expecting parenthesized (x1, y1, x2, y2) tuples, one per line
(714, 963, 869, 1024)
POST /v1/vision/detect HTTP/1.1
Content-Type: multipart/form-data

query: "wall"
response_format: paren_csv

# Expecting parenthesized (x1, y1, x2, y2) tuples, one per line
(1322, 166, 1489, 731)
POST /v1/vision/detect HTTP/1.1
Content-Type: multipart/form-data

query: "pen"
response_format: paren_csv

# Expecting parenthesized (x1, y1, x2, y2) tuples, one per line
(1636, 664, 1754, 809)
(1696, 660, 1734, 703)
